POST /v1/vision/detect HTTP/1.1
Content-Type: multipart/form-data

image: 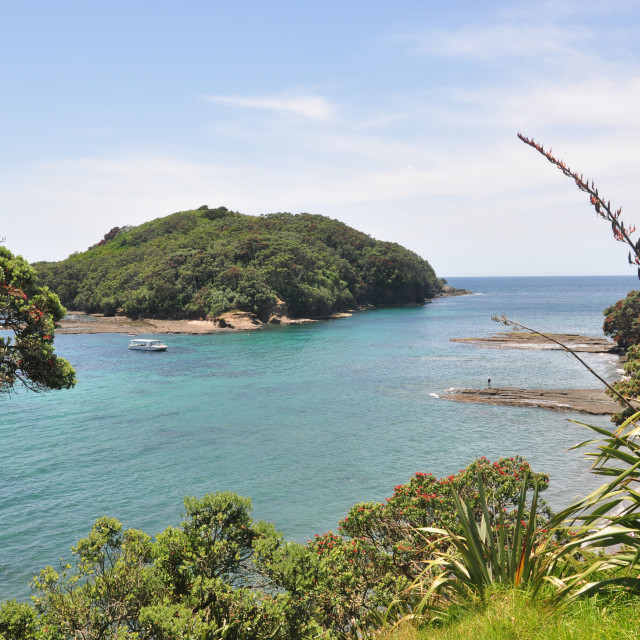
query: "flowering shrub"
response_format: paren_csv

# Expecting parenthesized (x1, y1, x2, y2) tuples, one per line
(339, 456, 549, 568)
(295, 457, 551, 636)
(0, 245, 76, 393)
(602, 290, 640, 350)
(5, 462, 549, 639)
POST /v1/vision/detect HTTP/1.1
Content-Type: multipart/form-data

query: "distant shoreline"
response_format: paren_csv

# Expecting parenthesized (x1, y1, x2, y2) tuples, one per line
(57, 292, 473, 335)
(56, 309, 350, 334)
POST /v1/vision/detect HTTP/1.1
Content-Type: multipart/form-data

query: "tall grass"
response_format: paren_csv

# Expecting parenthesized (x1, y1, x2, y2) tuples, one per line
(375, 586, 640, 640)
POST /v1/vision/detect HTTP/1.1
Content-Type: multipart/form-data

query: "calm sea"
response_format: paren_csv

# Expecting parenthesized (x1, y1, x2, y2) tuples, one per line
(1, 275, 637, 601)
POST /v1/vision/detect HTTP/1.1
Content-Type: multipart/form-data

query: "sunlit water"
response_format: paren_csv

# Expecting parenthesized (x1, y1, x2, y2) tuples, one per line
(1, 275, 636, 601)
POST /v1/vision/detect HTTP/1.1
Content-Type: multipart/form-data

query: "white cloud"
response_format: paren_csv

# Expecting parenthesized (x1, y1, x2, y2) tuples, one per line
(487, 76, 640, 132)
(5, 4, 640, 278)
(404, 21, 591, 62)
(1, 124, 633, 280)
(204, 93, 335, 120)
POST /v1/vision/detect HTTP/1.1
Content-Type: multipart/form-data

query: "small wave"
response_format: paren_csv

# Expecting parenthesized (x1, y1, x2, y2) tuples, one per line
(429, 393, 440, 398)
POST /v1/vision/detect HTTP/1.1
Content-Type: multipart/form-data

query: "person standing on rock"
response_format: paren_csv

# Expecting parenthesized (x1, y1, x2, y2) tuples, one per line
(488, 377, 491, 388)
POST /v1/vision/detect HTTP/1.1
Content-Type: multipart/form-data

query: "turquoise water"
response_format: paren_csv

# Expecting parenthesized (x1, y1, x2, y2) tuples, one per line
(1, 275, 637, 601)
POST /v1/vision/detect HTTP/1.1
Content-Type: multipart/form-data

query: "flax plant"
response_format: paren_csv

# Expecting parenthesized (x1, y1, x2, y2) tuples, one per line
(539, 411, 640, 601)
(390, 471, 553, 626)
(516, 132, 640, 599)
(386, 135, 640, 635)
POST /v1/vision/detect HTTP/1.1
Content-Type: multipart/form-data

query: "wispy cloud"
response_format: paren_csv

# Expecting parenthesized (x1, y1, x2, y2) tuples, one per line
(405, 22, 591, 62)
(204, 93, 335, 120)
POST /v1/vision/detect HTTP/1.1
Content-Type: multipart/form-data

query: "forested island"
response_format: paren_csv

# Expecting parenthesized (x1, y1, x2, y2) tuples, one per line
(34, 207, 443, 322)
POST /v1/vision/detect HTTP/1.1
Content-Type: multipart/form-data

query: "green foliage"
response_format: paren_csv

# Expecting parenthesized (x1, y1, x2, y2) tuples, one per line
(2, 460, 551, 640)
(0, 600, 38, 640)
(401, 471, 549, 626)
(34, 208, 442, 321)
(31, 517, 155, 639)
(0, 245, 76, 393)
(153, 492, 257, 594)
(606, 344, 640, 424)
(602, 290, 640, 350)
(543, 411, 640, 602)
(26, 492, 336, 640)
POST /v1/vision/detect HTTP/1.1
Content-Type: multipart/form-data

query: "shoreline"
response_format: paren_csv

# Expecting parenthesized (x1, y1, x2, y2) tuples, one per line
(445, 331, 622, 415)
(439, 387, 619, 415)
(451, 331, 619, 353)
(56, 292, 467, 335)
(56, 310, 351, 334)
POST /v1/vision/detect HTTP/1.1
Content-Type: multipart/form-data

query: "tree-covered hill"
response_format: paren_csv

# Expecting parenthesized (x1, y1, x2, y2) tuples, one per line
(34, 206, 443, 321)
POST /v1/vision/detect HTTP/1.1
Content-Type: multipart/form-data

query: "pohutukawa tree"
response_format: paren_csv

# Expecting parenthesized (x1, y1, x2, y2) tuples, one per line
(0, 245, 76, 393)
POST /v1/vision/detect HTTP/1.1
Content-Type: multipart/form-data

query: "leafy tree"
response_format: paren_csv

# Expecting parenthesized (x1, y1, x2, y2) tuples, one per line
(602, 290, 640, 349)
(0, 600, 38, 640)
(34, 209, 443, 321)
(4, 462, 548, 639)
(0, 245, 76, 393)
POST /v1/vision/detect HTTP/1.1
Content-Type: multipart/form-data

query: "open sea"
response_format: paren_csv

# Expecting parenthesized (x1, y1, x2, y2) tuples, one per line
(1, 275, 638, 601)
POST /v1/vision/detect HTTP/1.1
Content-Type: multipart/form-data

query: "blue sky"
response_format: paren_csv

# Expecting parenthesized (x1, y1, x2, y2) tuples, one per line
(2, 0, 640, 276)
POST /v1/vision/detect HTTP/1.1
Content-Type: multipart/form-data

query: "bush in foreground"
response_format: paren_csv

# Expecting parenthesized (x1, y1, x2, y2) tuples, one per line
(0, 458, 547, 640)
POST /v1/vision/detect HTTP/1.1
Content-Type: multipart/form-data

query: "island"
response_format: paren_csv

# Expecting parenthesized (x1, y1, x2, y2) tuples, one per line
(35, 207, 444, 326)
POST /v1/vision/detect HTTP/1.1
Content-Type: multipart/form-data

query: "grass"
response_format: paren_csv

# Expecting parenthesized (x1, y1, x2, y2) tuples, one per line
(373, 586, 640, 640)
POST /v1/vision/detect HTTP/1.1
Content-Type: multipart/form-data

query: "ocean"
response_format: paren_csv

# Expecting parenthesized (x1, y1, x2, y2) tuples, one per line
(0, 275, 637, 601)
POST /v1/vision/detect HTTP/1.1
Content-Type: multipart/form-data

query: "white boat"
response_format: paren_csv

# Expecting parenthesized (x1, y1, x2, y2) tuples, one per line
(128, 339, 168, 352)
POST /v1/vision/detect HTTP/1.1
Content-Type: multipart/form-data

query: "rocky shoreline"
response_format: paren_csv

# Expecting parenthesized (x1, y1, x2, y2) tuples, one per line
(57, 292, 465, 335)
(444, 330, 622, 415)
(440, 387, 618, 415)
(451, 331, 619, 353)
(56, 310, 350, 334)
(435, 285, 473, 298)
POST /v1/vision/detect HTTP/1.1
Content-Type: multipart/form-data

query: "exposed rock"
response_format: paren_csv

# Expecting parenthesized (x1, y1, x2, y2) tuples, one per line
(440, 387, 619, 415)
(214, 311, 262, 330)
(58, 311, 261, 334)
(267, 298, 289, 324)
(451, 332, 619, 353)
(435, 285, 473, 297)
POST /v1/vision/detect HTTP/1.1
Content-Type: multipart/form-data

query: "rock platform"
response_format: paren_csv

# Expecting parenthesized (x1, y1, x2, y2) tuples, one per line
(440, 387, 619, 415)
(451, 332, 619, 353)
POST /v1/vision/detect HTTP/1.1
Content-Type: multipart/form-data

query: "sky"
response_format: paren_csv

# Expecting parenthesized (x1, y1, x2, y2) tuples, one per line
(2, 0, 640, 277)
